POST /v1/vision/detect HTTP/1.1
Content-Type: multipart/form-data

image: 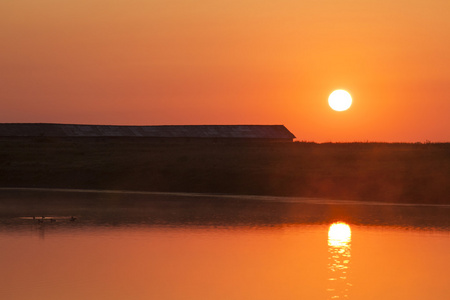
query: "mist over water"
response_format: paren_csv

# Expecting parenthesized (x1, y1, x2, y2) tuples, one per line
(0, 190, 448, 300)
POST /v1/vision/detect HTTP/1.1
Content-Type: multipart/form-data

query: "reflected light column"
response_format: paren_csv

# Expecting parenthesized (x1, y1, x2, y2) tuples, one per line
(327, 222, 352, 299)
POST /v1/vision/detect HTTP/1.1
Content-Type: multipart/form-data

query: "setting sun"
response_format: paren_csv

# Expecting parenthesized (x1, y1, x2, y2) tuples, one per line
(328, 90, 352, 112)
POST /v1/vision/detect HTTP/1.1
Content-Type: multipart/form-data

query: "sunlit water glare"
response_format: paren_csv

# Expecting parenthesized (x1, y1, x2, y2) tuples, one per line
(327, 222, 352, 299)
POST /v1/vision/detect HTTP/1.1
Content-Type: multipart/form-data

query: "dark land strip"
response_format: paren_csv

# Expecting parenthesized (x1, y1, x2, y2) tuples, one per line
(0, 138, 448, 204)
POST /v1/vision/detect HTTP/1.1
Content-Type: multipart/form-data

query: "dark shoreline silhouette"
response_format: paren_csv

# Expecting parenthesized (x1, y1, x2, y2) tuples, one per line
(0, 137, 448, 204)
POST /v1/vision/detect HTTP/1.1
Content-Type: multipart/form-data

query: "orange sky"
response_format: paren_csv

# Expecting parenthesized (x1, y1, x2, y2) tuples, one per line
(1, 0, 449, 142)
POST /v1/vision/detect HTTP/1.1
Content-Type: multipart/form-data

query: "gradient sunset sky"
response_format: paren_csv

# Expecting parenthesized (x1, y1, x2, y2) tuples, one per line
(1, 0, 449, 142)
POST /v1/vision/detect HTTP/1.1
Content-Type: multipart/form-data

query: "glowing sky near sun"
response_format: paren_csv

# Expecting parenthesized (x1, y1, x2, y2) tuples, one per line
(1, 0, 449, 142)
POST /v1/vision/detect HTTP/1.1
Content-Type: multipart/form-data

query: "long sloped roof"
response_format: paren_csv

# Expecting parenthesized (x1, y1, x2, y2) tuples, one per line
(0, 123, 295, 139)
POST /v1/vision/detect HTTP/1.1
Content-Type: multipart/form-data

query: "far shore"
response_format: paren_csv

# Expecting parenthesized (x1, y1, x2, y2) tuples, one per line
(0, 138, 448, 204)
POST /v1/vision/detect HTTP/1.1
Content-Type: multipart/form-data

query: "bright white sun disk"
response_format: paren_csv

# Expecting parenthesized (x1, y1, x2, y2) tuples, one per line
(328, 90, 352, 111)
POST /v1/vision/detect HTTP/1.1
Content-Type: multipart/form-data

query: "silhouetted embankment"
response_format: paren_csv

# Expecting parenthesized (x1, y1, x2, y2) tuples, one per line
(0, 138, 448, 204)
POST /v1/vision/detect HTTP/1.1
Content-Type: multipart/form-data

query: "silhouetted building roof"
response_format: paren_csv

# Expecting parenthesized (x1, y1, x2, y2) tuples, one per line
(0, 123, 296, 140)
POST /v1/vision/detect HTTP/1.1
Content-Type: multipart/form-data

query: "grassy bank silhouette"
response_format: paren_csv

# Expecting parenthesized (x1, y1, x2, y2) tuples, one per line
(0, 138, 448, 204)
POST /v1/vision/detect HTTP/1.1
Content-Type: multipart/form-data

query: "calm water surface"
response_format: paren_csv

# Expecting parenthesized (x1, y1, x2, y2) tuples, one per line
(0, 189, 449, 300)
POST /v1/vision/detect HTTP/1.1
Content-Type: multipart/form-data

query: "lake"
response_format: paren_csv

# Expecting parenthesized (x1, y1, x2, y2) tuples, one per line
(0, 189, 449, 300)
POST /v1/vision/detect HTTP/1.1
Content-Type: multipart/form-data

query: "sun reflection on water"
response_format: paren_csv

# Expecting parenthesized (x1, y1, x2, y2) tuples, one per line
(327, 222, 352, 299)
